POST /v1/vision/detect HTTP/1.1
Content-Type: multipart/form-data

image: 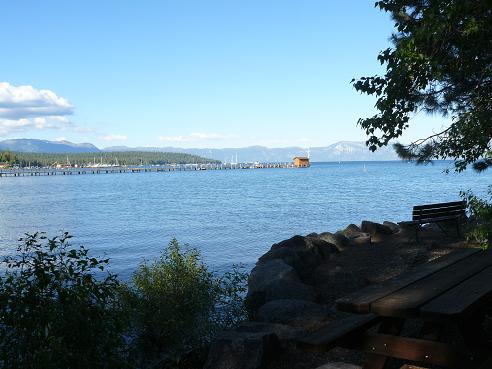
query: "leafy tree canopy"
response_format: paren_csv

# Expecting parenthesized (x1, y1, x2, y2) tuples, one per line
(353, 0, 492, 171)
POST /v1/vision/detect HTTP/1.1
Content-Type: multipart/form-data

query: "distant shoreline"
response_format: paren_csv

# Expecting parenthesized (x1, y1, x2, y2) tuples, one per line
(0, 161, 298, 178)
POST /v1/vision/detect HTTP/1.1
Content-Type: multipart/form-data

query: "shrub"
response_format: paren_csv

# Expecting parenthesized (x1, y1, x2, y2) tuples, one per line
(461, 187, 492, 249)
(0, 234, 248, 368)
(0, 232, 126, 369)
(212, 264, 248, 331)
(125, 238, 247, 367)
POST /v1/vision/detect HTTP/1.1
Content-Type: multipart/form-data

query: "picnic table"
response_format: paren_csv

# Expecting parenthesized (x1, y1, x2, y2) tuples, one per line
(299, 248, 492, 368)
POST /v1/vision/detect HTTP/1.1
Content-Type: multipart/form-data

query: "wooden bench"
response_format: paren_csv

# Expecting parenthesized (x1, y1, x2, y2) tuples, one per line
(402, 200, 466, 241)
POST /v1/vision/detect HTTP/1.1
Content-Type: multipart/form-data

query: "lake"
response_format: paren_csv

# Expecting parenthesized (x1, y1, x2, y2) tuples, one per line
(0, 161, 490, 279)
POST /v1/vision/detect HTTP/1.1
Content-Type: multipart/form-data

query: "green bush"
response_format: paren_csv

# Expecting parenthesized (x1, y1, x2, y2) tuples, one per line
(461, 187, 492, 249)
(0, 234, 248, 369)
(213, 264, 248, 330)
(0, 232, 126, 369)
(123, 238, 248, 368)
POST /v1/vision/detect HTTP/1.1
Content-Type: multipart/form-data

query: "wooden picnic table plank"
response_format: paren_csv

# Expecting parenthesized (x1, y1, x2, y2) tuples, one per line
(356, 333, 466, 367)
(296, 314, 380, 351)
(336, 248, 479, 314)
(419, 264, 492, 321)
(371, 251, 492, 318)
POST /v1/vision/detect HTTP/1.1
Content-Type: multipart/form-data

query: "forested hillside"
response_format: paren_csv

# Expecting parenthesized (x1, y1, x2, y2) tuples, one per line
(2, 151, 218, 167)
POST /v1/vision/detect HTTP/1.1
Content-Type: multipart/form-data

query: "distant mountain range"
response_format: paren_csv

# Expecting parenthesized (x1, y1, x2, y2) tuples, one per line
(0, 139, 99, 153)
(0, 138, 399, 162)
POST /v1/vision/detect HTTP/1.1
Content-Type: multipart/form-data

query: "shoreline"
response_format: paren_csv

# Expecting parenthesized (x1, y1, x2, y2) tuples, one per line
(0, 162, 297, 178)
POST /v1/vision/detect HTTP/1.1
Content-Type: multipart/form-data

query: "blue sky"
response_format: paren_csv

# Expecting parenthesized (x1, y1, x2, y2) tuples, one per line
(1, 1, 446, 148)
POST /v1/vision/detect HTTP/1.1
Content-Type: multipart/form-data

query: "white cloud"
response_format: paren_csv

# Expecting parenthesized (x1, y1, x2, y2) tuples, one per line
(158, 135, 183, 142)
(100, 134, 128, 142)
(158, 132, 235, 143)
(74, 126, 96, 133)
(0, 82, 74, 136)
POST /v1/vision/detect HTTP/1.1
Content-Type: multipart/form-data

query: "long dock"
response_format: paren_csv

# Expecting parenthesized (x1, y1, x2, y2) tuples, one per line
(0, 162, 296, 177)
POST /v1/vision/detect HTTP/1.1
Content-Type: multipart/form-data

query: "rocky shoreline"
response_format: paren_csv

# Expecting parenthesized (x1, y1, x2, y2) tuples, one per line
(204, 219, 475, 369)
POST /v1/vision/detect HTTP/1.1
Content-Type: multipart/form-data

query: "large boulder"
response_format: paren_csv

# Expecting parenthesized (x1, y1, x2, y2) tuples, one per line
(234, 322, 303, 340)
(341, 224, 364, 238)
(270, 235, 314, 252)
(398, 221, 420, 234)
(248, 259, 299, 295)
(247, 259, 300, 315)
(261, 235, 338, 278)
(258, 247, 300, 269)
(347, 234, 371, 247)
(316, 240, 341, 259)
(383, 221, 400, 234)
(265, 279, 318, 302)
(361, 220, 393, 235)
(204, 322, 302, 369)
(318, 232, 350, 251)
(257, 299, 330, 326)
(339, 224, 372, 247)
(204, 329, 277, 369)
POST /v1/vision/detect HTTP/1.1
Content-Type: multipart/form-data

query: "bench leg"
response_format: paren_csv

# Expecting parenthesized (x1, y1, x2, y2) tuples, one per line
(457, 315, 491, 354)
(359, 333, 468, 368)
(362, 318, 404, 369)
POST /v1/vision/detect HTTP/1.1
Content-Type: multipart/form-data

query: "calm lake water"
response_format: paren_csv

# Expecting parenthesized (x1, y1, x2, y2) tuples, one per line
(0, 161, 490, 278)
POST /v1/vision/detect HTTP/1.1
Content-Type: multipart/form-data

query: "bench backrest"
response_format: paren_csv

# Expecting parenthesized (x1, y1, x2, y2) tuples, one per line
(412, 200, 466, 222)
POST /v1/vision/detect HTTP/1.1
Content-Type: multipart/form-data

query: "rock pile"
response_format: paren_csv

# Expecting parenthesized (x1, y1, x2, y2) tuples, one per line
(205, 220, 404, 369)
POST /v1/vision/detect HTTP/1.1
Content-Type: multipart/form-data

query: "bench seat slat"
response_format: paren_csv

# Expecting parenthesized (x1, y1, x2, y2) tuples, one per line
(419, 264, 492, 320)
(413, 201, 466, 211)
(412, 208, 465, 218)
(411, 215, 465, 224)
(411, 200, 466, 226)
(402, 215, 464, 225)
(413, 205, 465, 214)
(336, 249, 479, 314)
(413, 203, 465, 211)
(413, 210, 464, 218)
(371, 251, 492, 318)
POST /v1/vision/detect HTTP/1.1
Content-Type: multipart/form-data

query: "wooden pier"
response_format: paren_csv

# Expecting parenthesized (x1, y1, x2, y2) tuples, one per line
(0, 162, 296, 178)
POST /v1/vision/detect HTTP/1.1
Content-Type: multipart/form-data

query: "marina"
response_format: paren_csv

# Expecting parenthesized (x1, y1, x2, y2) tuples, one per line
(0, 161, 297, 177)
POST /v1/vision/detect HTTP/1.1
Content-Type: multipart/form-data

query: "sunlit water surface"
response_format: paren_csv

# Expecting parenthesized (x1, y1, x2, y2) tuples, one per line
(0, 161, 490, 278)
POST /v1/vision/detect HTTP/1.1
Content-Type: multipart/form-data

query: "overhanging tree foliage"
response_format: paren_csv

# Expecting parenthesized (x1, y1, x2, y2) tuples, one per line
(353, 0, 492, 171)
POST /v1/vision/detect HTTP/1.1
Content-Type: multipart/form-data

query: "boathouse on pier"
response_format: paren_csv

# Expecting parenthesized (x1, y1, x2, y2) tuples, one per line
(293, 157, 310, 168)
